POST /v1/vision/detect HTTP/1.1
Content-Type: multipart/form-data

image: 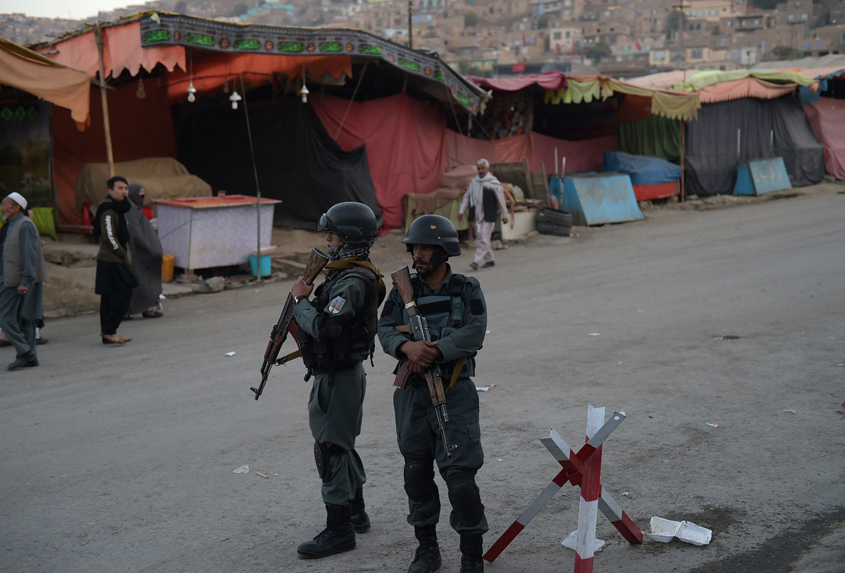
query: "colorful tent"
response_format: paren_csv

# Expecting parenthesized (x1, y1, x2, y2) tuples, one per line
(32, 12, 490, 229)
(804, 98, 845, 180)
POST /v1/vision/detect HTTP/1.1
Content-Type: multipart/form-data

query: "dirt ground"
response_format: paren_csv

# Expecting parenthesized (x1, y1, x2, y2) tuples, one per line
(3, 181, 844, 573)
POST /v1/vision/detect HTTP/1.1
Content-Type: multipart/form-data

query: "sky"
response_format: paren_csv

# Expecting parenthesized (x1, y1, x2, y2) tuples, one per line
(0, 0, 137, 20)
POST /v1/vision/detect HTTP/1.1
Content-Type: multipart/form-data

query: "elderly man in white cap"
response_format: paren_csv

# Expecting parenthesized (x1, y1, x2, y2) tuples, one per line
(457, 159, 509, 271)
(0, 192, 47, 370)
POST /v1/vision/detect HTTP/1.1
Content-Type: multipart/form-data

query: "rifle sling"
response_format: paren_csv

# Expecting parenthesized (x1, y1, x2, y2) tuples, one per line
(447, 357, 467, 394)
(324, 259, 386, 305)
(277, 349, 301, 365)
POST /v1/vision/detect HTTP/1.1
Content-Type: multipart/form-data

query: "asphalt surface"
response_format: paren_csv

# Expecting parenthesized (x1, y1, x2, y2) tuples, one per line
(2, 187, 844, 572)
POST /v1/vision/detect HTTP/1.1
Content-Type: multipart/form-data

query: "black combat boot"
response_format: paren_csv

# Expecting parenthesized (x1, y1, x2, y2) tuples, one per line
(407, 524, 441, 573)
(459, 532, 484, 573)
(351, 486, 371, 533)
(296, 503, 356, 559)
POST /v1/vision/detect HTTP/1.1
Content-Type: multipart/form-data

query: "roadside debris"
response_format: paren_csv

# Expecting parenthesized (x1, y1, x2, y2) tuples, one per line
(783, 409, 797, 414)
(648, 517, 712, 546)
(477, 385, 496, 392)
(256, 472, 268, 479)
(233, 465, 249, 474)
(588, 332, 601, 336)
(706, 422, 721, 428)
(562, 530, 605, 553)
(225, 351, 236, 357)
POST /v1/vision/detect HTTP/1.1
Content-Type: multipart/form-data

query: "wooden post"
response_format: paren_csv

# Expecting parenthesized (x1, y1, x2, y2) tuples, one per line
(408, 0, 413, 49)
(679, 117, 685, 203)
(94, 24, 115, 178)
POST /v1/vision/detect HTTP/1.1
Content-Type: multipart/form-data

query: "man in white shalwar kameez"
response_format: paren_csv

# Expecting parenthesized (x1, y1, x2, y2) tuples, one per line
(458, 159, 509, 270)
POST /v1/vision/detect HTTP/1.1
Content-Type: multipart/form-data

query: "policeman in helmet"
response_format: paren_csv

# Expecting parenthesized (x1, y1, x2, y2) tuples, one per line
(378, 214, 489, 573)
(291, 202, 383, 559)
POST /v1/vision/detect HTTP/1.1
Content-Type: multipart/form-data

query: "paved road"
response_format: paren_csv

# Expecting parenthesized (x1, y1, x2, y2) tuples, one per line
(2, 189, 844, 572)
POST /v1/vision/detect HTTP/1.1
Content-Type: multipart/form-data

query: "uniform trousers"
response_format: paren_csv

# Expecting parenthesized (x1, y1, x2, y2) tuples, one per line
(308, 362, 367, 505)
(393, 376, 489, 535)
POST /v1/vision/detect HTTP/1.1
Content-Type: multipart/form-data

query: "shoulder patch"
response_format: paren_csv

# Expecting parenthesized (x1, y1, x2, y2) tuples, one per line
(470, 298, 485, 315)
(328, 296, 347, 314)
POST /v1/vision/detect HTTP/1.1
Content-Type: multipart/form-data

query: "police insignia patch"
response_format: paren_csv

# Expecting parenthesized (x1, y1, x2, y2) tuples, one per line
(329, 296, 346, 314)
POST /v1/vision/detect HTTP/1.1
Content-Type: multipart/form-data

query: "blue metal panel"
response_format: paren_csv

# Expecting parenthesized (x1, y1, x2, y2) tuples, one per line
(733, 163, 755, 196)
(562, 174, 644, 226)
(733, 157, 791, 196)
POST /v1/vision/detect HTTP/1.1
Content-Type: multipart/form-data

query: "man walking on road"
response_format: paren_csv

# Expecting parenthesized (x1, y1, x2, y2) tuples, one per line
(0, 192, 47, 370)
(378, 214, 490, 573)
(458, 159, 509, 271)
(93, 176, 138, 345)
(290, 202, 384, 560)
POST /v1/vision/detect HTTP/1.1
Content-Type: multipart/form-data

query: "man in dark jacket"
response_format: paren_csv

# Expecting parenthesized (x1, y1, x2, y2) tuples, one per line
(378, 215, 489, 573)
(93, 176, 138, 345)
(290, 202, 383, 560)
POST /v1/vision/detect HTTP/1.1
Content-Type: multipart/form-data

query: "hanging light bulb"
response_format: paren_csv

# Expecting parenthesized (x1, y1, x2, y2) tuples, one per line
(187, 82, 197, 103)
(136, 77, 146, 99)
(300, 81, 309, 104)
(230, 90, 242, 110)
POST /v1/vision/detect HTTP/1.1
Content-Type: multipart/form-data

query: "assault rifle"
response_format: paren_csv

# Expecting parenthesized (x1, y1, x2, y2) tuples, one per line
(391, 266, 457, 457)
(251, 247, 329, 400)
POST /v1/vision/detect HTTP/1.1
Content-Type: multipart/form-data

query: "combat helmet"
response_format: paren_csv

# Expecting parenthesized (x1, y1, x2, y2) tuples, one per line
(403, 214, 461, 257)
(318, 202, 379, 245)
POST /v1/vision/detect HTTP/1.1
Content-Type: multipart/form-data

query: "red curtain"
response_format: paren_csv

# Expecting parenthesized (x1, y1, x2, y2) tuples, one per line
(53, 79, 177, 225)
(310, 93, 448, 230)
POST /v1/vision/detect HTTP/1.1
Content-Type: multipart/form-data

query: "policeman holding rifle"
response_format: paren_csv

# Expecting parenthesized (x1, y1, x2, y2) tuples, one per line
(378, 215, 489, 573)
(289, 202, 383, 559)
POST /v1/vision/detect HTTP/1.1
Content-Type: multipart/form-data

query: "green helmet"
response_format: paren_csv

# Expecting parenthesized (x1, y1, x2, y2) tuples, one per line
(402, 214, 461, 257)
(318, 202, 379, 245)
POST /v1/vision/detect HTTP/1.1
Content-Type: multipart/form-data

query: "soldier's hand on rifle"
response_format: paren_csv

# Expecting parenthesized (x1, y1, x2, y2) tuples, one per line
(291, 276, 314, 298)
(401, 340, 441, 368)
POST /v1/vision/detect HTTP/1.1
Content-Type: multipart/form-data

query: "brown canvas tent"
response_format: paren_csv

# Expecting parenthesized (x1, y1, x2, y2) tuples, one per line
(0, 37, 90, 124)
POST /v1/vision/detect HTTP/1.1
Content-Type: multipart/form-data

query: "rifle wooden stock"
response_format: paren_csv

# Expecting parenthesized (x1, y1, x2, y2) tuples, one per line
(394, 361, 412, 389)
(252, 248, 328, 400)
(391, 267, 417, 315)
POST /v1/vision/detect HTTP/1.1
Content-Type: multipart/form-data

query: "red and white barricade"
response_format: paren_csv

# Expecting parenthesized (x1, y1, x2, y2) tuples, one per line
(484, 405, 643, 572)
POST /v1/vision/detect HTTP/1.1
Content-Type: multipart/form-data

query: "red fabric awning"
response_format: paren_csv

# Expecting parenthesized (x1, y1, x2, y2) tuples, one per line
(36, 20, 186, 79)
(469, 71, 568, 92)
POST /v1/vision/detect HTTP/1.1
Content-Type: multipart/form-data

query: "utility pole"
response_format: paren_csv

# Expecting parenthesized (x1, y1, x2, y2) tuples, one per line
(675, 0, 684, 70)
(408, 0, 414, 49)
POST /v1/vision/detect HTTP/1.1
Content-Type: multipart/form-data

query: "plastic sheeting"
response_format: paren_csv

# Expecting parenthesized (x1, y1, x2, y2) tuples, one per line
(601, 152, 681, 185)
(684, 94, 825, 198)
(176, 98, 379, 230)
(804, 97, 845, 180)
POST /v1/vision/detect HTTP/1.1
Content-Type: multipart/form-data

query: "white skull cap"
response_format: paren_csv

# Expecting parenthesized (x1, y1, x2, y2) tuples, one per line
(5, 192, 27, 210)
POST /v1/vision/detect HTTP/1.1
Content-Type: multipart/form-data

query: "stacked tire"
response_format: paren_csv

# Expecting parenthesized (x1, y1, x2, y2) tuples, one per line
(536, 207, 572, 237)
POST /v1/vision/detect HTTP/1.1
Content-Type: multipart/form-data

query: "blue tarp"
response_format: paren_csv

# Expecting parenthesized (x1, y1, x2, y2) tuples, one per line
(600, 152, 682, 185)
